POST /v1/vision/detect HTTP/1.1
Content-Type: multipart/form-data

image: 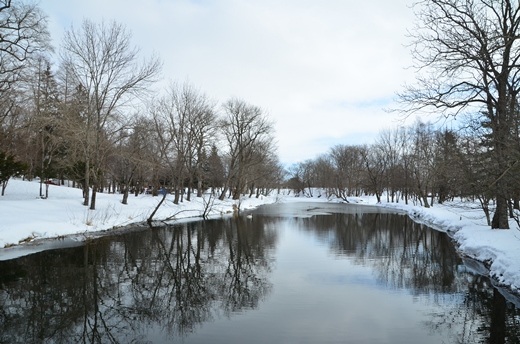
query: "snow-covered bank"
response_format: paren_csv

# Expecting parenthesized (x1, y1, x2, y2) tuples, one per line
(2, 179, 520, 297)
(371, 199, 520, 295)
(0, 179, 280, 258)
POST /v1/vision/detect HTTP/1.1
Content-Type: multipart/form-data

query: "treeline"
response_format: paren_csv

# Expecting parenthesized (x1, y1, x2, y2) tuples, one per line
(287, 120, 520, 228)
(4, 0, 520, 233)
(0, 3, 283, 208)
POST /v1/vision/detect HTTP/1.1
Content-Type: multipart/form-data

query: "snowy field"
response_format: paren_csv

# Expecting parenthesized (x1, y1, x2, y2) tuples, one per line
(1, 178, 520, 298)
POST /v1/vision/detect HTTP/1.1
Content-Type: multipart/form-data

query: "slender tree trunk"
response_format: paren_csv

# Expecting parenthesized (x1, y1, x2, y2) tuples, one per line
(186, 180, 192, 201)
(90, 185, 97, 210)
(83, 160, 90, 206)
(147, 192, 168, 226)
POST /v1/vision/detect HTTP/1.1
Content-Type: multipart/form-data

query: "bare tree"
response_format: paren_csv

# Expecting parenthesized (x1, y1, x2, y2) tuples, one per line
(245, 142, 283, 198)
(188, 95, 217, 198)
(329, 144, 365, 200)
(0, 1, 50, 178)
(151, 83, 215, 204)
(407, 121, 438, 207)
(60, 19, 161, 209)
(108, 115, 156, 205)
(375, 129, 408, 203)
(218, 99, 275, 200)
(359, 144, 387, 203)
(400, 0, 520, 228)
(0, 0, 49, 95)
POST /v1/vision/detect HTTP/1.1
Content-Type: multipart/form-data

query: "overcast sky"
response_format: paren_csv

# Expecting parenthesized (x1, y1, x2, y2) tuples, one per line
(41, 0, 416, 165)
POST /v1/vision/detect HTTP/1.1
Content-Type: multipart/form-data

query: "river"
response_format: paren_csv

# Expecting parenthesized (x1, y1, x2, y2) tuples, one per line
(0, 202, 519, 343)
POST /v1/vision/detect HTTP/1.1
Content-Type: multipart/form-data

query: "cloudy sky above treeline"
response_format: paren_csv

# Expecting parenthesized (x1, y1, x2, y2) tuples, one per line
(41, 0, 416, 164)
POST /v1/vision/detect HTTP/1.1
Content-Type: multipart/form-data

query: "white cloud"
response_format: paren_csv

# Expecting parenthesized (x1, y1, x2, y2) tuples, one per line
(41, 0, 416, 164)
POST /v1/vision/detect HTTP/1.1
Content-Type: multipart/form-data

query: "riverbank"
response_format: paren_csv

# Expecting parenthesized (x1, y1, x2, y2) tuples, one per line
(372, 198, 520, 296)
(1, 179, 520, 297)
(0, 179, 281, 259)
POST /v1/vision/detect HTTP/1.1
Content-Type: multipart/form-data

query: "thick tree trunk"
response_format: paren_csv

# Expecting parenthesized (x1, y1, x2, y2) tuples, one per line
(197, 178, 203, 197)
(122, 187, 129, 205)
(492, 196, 509, 229)
(173, 188, 180, 204)
(218, 186, 227, 200)
(491, 106, 510, 229)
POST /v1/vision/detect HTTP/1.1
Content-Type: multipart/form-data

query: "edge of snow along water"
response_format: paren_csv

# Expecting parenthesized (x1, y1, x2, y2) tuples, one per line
(1, 179, 520, 304)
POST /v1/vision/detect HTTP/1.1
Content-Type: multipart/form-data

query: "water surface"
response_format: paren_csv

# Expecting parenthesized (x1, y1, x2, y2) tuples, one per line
(1, 202, 519, 343)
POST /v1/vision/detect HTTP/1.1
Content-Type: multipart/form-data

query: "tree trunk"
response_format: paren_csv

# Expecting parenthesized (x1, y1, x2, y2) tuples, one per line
(83, 160, 90, 206)
(419, 189, 430, 208)
(122, 187, 129, 205)
(197, 178, 203, 197)
(173, 188, 180, 204)
(218, 186, 228, 200)
(90, 186, 97, 210)
(492, 196, 509, 229)
(249, 183, 255, 198)
(186, 183, 191, 202)
(147, 192, 167, 226)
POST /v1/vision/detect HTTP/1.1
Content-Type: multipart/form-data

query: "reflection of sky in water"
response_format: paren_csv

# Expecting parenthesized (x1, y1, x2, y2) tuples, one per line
(252, 201, 404, 218)
(187, 217, 460, 344)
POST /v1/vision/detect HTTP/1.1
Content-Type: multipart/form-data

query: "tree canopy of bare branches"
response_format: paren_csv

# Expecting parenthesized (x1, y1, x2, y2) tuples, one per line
(219, 99, 275, 200)
(0, 0, 49, 95)
(399, 0, 520, 228)
(60, 19, 161, 209)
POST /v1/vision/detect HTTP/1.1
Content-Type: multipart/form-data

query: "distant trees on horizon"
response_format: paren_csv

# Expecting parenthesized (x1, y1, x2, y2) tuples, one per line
(286, 120, 513, 228)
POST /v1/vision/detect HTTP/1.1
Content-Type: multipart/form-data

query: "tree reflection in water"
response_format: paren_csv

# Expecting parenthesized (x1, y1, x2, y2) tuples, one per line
(0, 216, 276, 343)
(290, 211, 520, 344)
(1, 207, 520, 343)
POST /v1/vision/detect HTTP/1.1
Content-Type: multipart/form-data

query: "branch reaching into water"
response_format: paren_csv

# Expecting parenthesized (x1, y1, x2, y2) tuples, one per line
(147, 193, 167, 227)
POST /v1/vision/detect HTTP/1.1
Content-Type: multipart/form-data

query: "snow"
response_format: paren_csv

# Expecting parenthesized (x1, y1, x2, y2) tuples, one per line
(0, 179, 277, 258)
(1, 179, 520, 297)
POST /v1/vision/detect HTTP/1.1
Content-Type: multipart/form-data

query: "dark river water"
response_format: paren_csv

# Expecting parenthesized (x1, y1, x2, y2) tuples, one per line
(1, 202, 519, 343)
